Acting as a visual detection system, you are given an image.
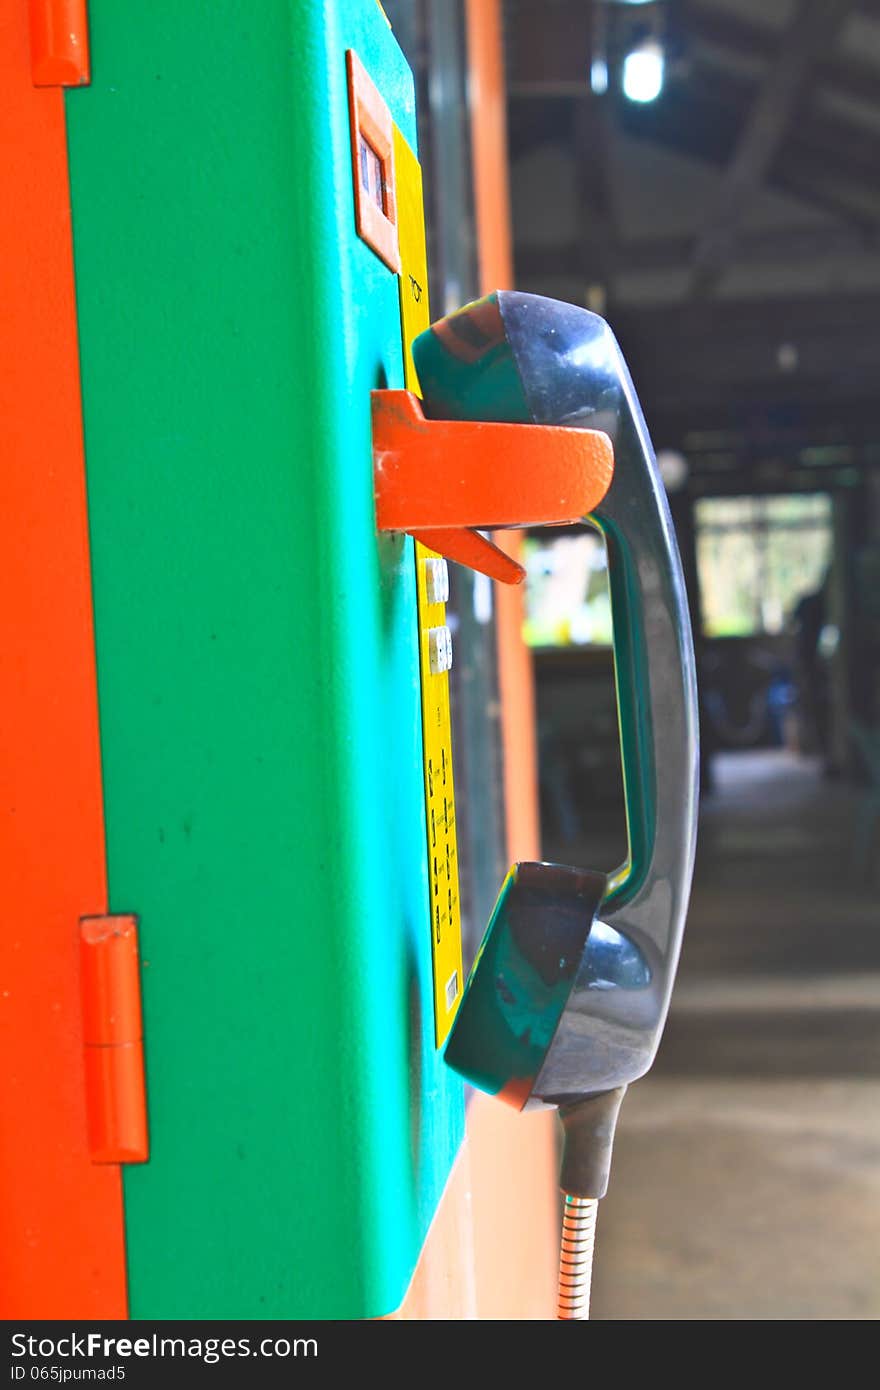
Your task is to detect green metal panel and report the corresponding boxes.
[65,0,464,1318]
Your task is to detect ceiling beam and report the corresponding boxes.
[618,286,880,341]
[616,62,880,231]
[515,222,880,279]
[609,289,880,412]
[509,70,880,238]
[679,0,880,112]
[690,0,858,297]
[507,0,880,110]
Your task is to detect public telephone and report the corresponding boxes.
[3,0,696,1323]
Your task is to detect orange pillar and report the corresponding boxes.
[466,0,543,868]
[464,0,557,1319]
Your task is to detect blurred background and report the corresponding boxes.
[385,0,880,1318]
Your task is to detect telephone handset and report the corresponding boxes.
[413,292,699,1317]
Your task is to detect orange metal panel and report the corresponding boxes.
[387,1149,477,1320]
[0,4,127,1316]
[390,1092,558,1319]
[468,1094,558,1320]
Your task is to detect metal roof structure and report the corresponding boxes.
[505,0,880,482]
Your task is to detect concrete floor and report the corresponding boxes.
[580,750,880,1320]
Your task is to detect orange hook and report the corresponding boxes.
[372,389,614,584]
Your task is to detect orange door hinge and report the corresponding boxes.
[79,915,148,1164]
[29,0,90,86]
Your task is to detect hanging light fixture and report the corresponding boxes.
[591,1,668,105]
[622,33,665,103]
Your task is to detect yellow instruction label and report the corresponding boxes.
[393,126,464,1047]
[394,131,431,395]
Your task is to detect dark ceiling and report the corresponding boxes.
[504,0,880,483]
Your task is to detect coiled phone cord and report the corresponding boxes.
[557,1195,598,1320]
